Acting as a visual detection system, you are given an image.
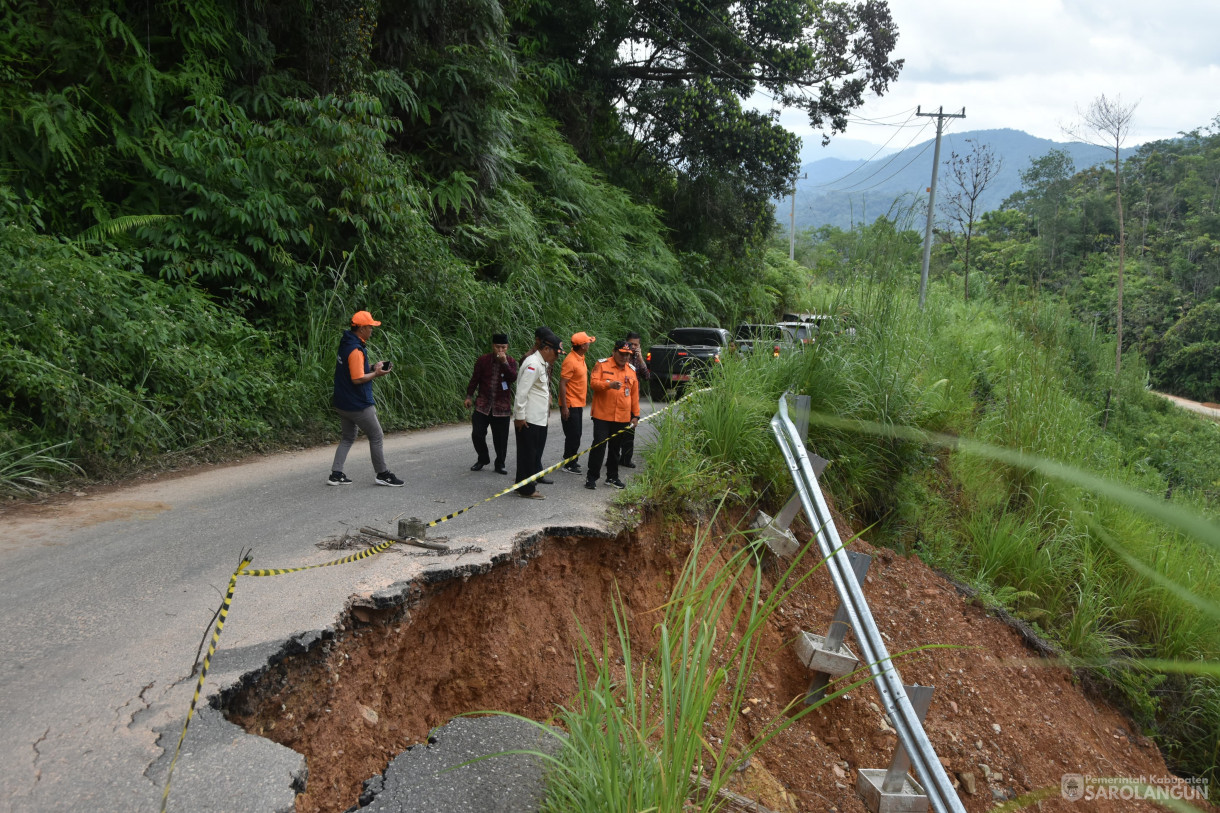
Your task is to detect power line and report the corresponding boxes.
[834,135,936,194]
[845,106,920,123]
[817,117,931,190]
[807,108,922,189]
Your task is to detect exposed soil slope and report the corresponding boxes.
[225,509,1205,813]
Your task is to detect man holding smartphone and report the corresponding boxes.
[328,310,404,487]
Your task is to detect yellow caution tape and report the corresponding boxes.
[161,387,706,808]
[160,553,250,813]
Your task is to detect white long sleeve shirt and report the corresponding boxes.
[513,350,551,425]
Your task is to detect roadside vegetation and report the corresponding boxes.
[1,0,891,493]
[532,509,861,813]
[613,218,1219,788]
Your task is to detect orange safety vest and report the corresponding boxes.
[590,357,639,423]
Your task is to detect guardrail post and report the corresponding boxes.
[796,550,871,703]
[750,395,826,557]
[750,495,802,557]
[772,393,965,813]
[857,684,935,813]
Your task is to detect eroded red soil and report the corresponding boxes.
[226,509,1208,813]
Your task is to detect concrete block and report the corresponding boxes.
[794,631,859,678]
[749,511,800,558]
[399,517,427,539]
[856,768,929,813]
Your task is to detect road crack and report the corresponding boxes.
[31,726,49,784]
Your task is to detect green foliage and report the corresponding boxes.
[0,441,81,496]
[0,221,308,472]
[520,0,902,260]
[957,116,1220,398]
[144,92,426,314]
[771,221,1220,780]
[1149,302,1220,401]
[533,512,835,811]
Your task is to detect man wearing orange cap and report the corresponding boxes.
[559,331,595,475]
[328,310,403,487]
[585,339,639,490]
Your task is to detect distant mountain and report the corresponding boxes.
[783,128,1135,233]
[798,136,897,163]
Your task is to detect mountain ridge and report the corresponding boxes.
[787,127,1137,232]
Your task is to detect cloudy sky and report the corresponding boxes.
[779,0,1220,160]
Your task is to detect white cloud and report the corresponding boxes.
[792,0,1220,152]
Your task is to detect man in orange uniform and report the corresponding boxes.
[585,339,639,490]
[559,331,595,475]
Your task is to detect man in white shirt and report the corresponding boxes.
[513,330,561,498]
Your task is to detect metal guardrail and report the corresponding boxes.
[770,394,967,813]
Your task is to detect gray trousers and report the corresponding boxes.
[331,405,387,474]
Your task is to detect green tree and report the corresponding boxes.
[519,0,903,252]
[1150,302,1220,401]
[1009,148,1074,289]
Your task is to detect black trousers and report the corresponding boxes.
[587,417,629,483]
[618,423,636,465]
[514,422,547,494]
[471,410,509,468]
[561,406,583,462]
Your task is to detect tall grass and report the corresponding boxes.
[641,220,1220,780]
[0,441,81,495]
[535,510,849,812]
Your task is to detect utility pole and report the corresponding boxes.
[788,172,807,261]
[916,106,965,309]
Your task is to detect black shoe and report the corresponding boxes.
[470,461,488,471]
[619,460,636,469]
[375,471,405,487]
[538,476,554,485]
[494,467,508,475]
[562,463,582,475]
[605,477,626,489]
[327,471,353,486]
[584,480,596,490]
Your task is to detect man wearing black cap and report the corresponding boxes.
[513,330,561,498]
[464,333,518,474]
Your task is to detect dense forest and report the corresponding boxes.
[0,0,900,480]
[948,123,1220,401]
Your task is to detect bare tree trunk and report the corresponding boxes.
[1115,144,1125,386]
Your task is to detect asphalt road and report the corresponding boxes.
[0,406,658,812]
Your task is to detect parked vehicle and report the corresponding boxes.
[780,312,854,340]
[645,327,730,399]
[777,321,816,346]
[733,323,791,357]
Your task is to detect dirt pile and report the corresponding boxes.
[224,513,1207,813]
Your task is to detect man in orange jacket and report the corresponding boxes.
[585,339,639,490]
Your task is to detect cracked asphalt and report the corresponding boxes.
[0,407,657,812]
